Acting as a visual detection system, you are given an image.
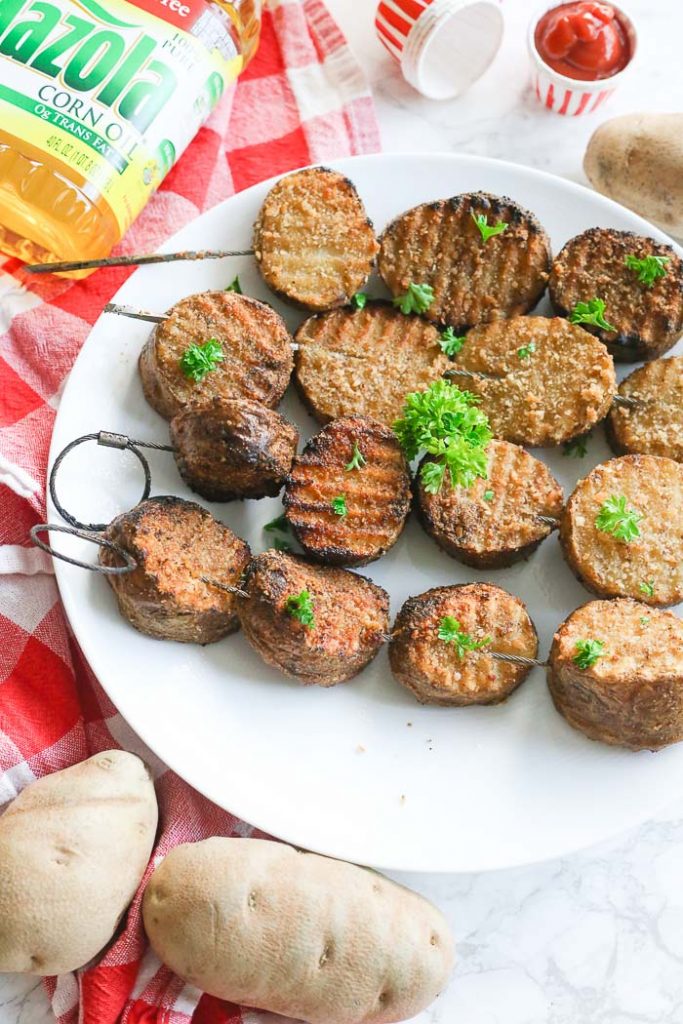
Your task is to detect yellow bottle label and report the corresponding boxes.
[0,0,242,235]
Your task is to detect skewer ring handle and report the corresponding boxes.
[50,432,152,531]
[30,523,137,575]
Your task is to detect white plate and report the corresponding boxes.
[49,153,683,873]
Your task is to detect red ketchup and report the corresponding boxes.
[535,2,631,81]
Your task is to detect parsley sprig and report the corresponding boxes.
[393,380,492,495]
[439,327,466,357]
[352,292,368,309]
[393,282,435,315]
[471,211,508,243]
[563,434,590,459]
[595,495,642,542]
[483,489,494,502]
[331,495,348,517]
[285,590,315,627]
[438,616,491,659]
[179,338,224,382]
[225,275,242,293]
[345,443,366,472]
[639,580,655,598]
[573,639,605,670]
[569,298,616,333]
[264,514,289,534]
[625,254,669,287]
[517,342,536,360]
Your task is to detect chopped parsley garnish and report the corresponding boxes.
[624,254,669,288]
[438,616,491,659]
[483,489,494,502]
[439,327,466,357]
[179,338,224,382]
[225,275,242,293]
[352,291,368,309]
[640,616,651,626]
[273,537,292,552]
[517,342,536,360]
[471,211,508,243]
[345,443,366,472]
[264,514,290,534]
[573,639,605,670]
[393,281,435,315]
[285,590,315,627]
[393,380,492,495]
[331,495,348,517]
[569,298,616,332]
[563,434,590,458]
[639,580,655,598]
[595,495,642,543]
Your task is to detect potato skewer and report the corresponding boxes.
[26,248,255,275]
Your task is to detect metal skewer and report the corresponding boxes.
[25,248,255,275]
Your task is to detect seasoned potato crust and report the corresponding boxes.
[253,167,379,310]
[453,316,615,447]
[139,291,293,420]
[548,599,683,750]
[378,191,551,331]
[100,496,251,644]
[560,455,683,607]
[389,583,538,706]
[283,416,411,567]
[170,397,299,502]
[415,440,563,568]
[549,228,683,361]
[607,356,683,462]
[237,550,389,686]
[294,302,450,426]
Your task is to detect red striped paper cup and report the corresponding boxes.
[376,0,504,100]
[528,3,637,116]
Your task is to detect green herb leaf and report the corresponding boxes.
[483,489,494,502]
[640,616,651,626]
[517,342,536,360]
[393,380,492,494]
[563,434,590,458]
[471,210,508,243]
[263,514,290,534]
[624,254,669,288]
[639,580,655,598]
[595,495,642,543]
[179,338,225,382]
[225,275,242,293]
[569,297,616,333]
[573,638,605,670]
[438,616,492,659]
[352,291,368,309]
[331,495,348,517]
[273,537,292,552]
[345,442,366,472]
[285,590,315,627]
[439,327,466,357]
[393,282,435,315]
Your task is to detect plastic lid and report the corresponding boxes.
[402,0,504,100]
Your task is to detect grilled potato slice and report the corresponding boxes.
[253,167,379,310]
[170,398,299,502]
[549,228,683,361]
[283,416,411,567]
[236,550,389,686]
[389,583,538,706]
[607,356,683,462]
[139,291,293,420]
[560,455,683,607]
[415,440,563,568]
[453,316,616,447]
[99,496,251,644]
[294,302,451,426]
[548,599,683,750]
[378,191,551,331]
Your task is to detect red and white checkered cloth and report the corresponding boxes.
[0,2,380,1021]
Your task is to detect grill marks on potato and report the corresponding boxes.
[607,356,683,462]
[139,291,294,420]
[170,398,299,502]
[389,583,538,706]
[548,599,683,750]
[378,192,551,331]
[416,440,563,568]
[283,417,411,566]
[454,316,616,446]
[294,303,451,426]
[549,228,683,361]
[560,455,683,607]
[100,496,251,643]
[253,167,379,311]
[236,550,389,686]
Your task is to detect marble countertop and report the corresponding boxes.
[4,1,683,1022]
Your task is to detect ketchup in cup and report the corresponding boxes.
[535,2,631,81]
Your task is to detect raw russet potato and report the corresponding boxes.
[584,113,683,237]
[143,838,455,1024]
[0,750,157,975]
